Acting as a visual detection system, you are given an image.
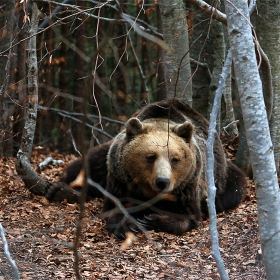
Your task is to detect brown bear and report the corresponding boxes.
[46,99,246,239]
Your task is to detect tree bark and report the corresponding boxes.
[158,0,192,103]
[224,1,280,278]
[221,72,238,136]
[187,1,211,116]
[208,7,225,122]
[155,4,167,100]
[16,2,48,195]
[15,2,28,156]
[258,1,280,174]
[57,12,69,151]
[0,0,15,156]
[73,1,86,152]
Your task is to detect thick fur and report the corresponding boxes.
[103,99,246,238]
[60,140,113,198]
[46,141,112,202]
[46,99,246,238]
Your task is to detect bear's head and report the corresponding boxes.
[122,117,196,197]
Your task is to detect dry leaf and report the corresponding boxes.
[120,232,137,251]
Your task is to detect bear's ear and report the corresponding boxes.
[172,121,194,143]
[126,117,144,140]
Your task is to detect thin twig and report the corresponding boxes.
[0,223,19,280]
[206,49,233,280]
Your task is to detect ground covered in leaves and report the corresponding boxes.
[0,146,266,279]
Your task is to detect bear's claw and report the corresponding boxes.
[137,216,155,230]
[129,226,139,233]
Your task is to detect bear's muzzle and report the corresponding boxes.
[155,177,170,191]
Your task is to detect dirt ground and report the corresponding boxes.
[0,147,266,279]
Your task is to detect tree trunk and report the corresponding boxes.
[16,2,48,195]
[187,2,211,116]
[207,9,225,122]
[158,0,192,103]
[73,0,86,152]
[258,1,280,174]
[57,13,69,151]
[14,2,28,156]
[0,0,15,156]
[221,72,238,136]
[234,81,252,175]
[155,4,167,100]
[224,1,280,278]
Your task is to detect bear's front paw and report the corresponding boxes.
[45,182,80,203]
[106,214,139,239]
[138,214,191,235]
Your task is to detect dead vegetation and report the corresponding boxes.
[0,148,265,279]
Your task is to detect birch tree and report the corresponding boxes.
[224,1,280,278]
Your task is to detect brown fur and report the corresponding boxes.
[103,99,246,238]
[47,99,246,238]
[59,140,113,198]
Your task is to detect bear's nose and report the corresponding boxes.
[155,178,170,191]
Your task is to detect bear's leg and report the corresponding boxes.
[45,182,80,203]
[60,158,83,185]
[57,140,112,201]
[105,212,140,239]
[103,187,201,238]
[103,197,140,239]
[137,212,200,235]
[85,140,113,197]
[215,161,246,212]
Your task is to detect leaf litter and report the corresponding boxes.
[0,146,265,279]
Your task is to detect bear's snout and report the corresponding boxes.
[155,178,170,191]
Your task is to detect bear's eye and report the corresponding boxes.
[171,157,180,165]
[147,154,157,163]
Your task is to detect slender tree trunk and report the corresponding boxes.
[206,50,232,280]
[0,0,15,156]
[187,2,210,116]
[57,13,69,151]
[224,1,280,279]
[15,2,28,156]
[73,0,86,151]
[221,72,238,136]
[258,1,280,174]
[39,23,53,147]
[208,9,225,120]
[16,2,48,195]
[158,0,192,104]
[156,4,167,100]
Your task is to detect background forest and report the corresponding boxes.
[1,0,280,279]
[0,0,255,158]
[1,0,279,176]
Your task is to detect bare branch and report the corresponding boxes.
[206,49,232,280]
[0,223,19,280]
[188,0,227,25]
[121,13,173,53]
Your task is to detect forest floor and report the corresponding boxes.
[0,140,266,280]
